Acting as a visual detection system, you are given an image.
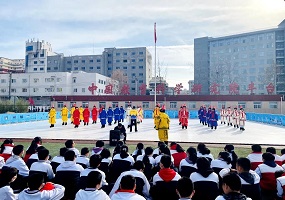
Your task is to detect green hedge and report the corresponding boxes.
[0,99,29,113]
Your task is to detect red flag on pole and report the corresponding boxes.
[154,22,157,43]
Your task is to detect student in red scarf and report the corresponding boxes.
[170,142,187,169]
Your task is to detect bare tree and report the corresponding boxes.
[109,70,128,95]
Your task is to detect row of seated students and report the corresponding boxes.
[0,137,285,200]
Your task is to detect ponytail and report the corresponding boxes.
[120,145,129,159]
[219,151,231,165]
[187,147,197,164]
[136,143,144,156]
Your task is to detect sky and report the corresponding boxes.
[0,0,284,88]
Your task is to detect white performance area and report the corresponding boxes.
[1,119,285,145]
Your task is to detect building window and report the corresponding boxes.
[142,102,149,109]
[116,67,120,69]
[73,88,77,93]
[131,59,135,63]
[131,80,135,83]
[33,68,37,71]
[108,67,112,70]
[139,52,143,55]
[34,78,39,83]
[203,102,211,108]
[1,79,6,83]
[54,67,58,70]
[139,59,143,62]
[139,73,143,76]
[125,101,131,108]
[132,52,136,55]
[116,53,120,56]
[170,102,177,109]
[97,59,101,62]
[34,61,37,64]
[139,80,143,83]
[0,89,6,93]
[253,102,262,109]
[116,60,120,63]
[57,88,62,92]
[33,88,39,92]
[269,102,277,109]
[72,77,76,83]
[57,102,64,108]
[67,68,71,70]
[89,67,94,70]
[22,88,27,92]
[238,102,246,109]
[112,102,118,108]
[82,102,88,107]
[89,60,93,63]
[132,66,136,69]
[99,102,106,109]
[139,66,143,69]
[22,79,27,83]
[189,102,196,109]
[11,79,16,83]
[123,52,127,56]
[82,60,85,63]
[108,61,112,64]
[97,66,100,69]
[40,61,44,64]
[108,54,112,57]
[218,102,226,109]
[74,60,78,63]
[11,89,16,93]
[123,66,127,69]
[40,68,44,71]
[67,61,71,64]
[74,67,78,70]
[81,67,86,70]
[132,73,136,76]
[82,88,85,92]
[123,59,127,63]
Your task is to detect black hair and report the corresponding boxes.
[219,152,231,165]
[36,146,46,152]
[187,147,197,164]
[170,142,177,147]
[222,172,242,191]
[65,140,74,148]
[176,144,185,153]
[113,141,124,156]
[157,141,164,147]
[86,171,102,188]
[120,145,129,159]
[200,147,211,155]
[81,147,89,155]
[0,167,18,187]
[266,147,276,154]
[64,150,76,161]
[89,154,102,168]
[96,140,104,148]
[136,143,144,156]
[26,137,42,155]
[160,144,171,156]
[251,144,262,153]
[120,175,136,190]
[28,173,44,190]
[133,161,145,171]
[197,157,210,171]
[281,148,285,155]
[59,147,68,157]
[197,143,206,152]
[262,152,275,161]
[177,177,194,198]
[142,147,153,166]
[160,155,171,168]
[236,157,251,171]
[275,170,285,179]
[38,149,49,160]
[12,145,24,156]
[0,139,13,154]
[224,144,238,168]
[100,148,111,159]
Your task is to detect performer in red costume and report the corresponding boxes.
[73,107,80,128]
[91,105,98,124]
[178,106,183,125]
[83,105,90,126]
[181,105,189,129]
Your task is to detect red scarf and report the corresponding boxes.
[115,189,135,193]
[158,168,176,182]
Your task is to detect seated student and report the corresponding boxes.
[170,142,187,169]
[224,144,238,169]
[109,161,150,199]
[30,149,55,181]
[281,148,285,165]
[18,173,65,200]
[110,175,145,200]
[26,146,47,169]
[179,147,197,177]
[76,147,90,168]
[65,140,80,156]
[219,157,261,200]
[255,152,283,199]
[132,143,145,161]
[114,123,127,144]
[190,157,219,200]
[137,147,155,166]
[276,170,285,200]
[176,177,195,200]
[75,171,110,200]
[196,143,214,161]
[151,155,181,200]
[211,151,232,174]
[0,167,18,200]
[247,144,263,170]
[153,141,165,158]
[91,140,105,155]
[154,144,174,167]
[136,147,155,181]
[99,148,112,178]
[80,154,108,188]
[0,139,14,161]
[112,141,124,157]
[23,137,42,163]
[266,147,282,166]
[51,147,68,173]
[215,172,252,200]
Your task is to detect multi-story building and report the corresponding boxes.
[194,19,285,95]
[25,41,152,95]
[0,57,24,73]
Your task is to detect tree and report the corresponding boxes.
[109,70,128,95]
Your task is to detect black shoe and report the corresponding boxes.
[237,125,239,128]
[84,123,86,126]
[211,126,213,129]
[95,121,97,124]
[62,122,64,125]
[182,126,184,129]
[65,122,67,125]
[234,125,236,128]
[185,126,187,129]
[135,130,138,132]
[92,121,94,124]
[231,123,233,126]
[224,122,226,124]
[87,123,88,126]
[215,126,217,129]
[228,123,229,126]
[179,122,181,125]
[71,122,73,124]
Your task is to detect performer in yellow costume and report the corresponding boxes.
[155,106,170,145]
[61,105,69,125]
[48,106,56,128]
[153,104,160,128]
[70,104,76,124]
[79,105,84,122]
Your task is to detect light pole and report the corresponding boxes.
[281,96,284,115]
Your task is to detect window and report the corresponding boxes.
[116,67,120,69]
[253,102,262,109]
[112,102,119,108]
[90,60,93,63]
[57,78,62,82]
[131,59,135,63]
[67,67,71,70]
[170,102,177,109]
[40,53,44,57]
[67,61,71,64]
[74,60,78,63]
[132,66,136,69]
[99,102,106,109]
[1,79,6,83]
[218,101,226,109]
[123,59,127,63]
[40,67,44,71]
[97,59,101,62]
[108,54,112,57]
[73,88,77,93]
[132,52,136,55]
[269,102,277,109]
[11,89,16,93]
[82,88,85,92]
[74,67,78,70]
[34,54,38,58]
[203,102,211,108]
[57,102,64,108]
[54,67,58,70]
[139,66,143,69]
[139,52,143,55]
[72,77,76,83]
[139,59,143,62]
[82,102,88,107]
[22,79,27,83]
[108,67,112,70]
[70,102,76,108]
[132,73,136,76]
[81,67,86,70]
[142,102,149,109]
[34,61,37,64]
[45,87,54,92]
[123,52,127,56]
[33,88,39,92]
[189,102,196,109]
[139,80,143,83]
[40,61,44,64]
[33,68,37,71]
[116,53,120,56]
[1,89,6,93]
[238,102,246,109]
[108,61,112,64]
[22,88,27,92]
[82,60,85,63]
[123,66,127,69]
[34,78,39,83]
[57,88,62,92]
[11,79,16,83]
[131,80,135,83]
[97,66,100,69]
[116,60,120,63]
[139,73,143,76]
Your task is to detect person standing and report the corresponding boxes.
[226,106,232,126]
[155,106,170,145]
[70,104,76,124]
[137,105,144,123]
[48,106,56,128]
[83,105,90,126]
[232,107,240,128]
[210,108,218,130]
[119,106,125,122]
[73,107,80,128]
[91,105,98,124]
[79,106,84,122]
[178,106,183,125]
[206,107,212,128]
[113,105,120,124]
[99,107,107,128]
[129,106,138,132]
[61,105,69,126]
[198,106,203,124]
[181,105,189,129]
[107,107,114,126]
[201,106,207,126]
[153,104,160,129]
[220,105,226,125]
[126,104,132,128]
[239,107,246,131]
[114,123,127,144]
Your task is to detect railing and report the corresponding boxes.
[0,111,284,126]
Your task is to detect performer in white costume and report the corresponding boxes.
[239,107,246,131]
[232,107,240,128]
[126,104,132,128]
[220,106,226,125]
[226,106,232,126]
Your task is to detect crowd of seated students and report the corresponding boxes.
[0,138,285,200]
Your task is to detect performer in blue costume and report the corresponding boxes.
[206,107,212,127]
[210,108,218,129]
[99,107,107,128]
[198,106,203,124]
[113,105,120,124]
[201,106,207,126]
[119,106,125,122]
[107,107,114,125]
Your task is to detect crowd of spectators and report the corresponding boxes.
[0,138,284,200]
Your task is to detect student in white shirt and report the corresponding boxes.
[0,167,18,200]
[76,147,90,168]
[65,140,80,156]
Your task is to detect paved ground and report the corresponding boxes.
[1,118,285,145]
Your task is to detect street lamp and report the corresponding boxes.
[281,96,284,115]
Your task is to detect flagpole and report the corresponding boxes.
[154,22,157,107]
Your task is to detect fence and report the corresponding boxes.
[0,110,284,126]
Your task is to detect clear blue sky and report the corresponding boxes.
[0,0,284,87]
